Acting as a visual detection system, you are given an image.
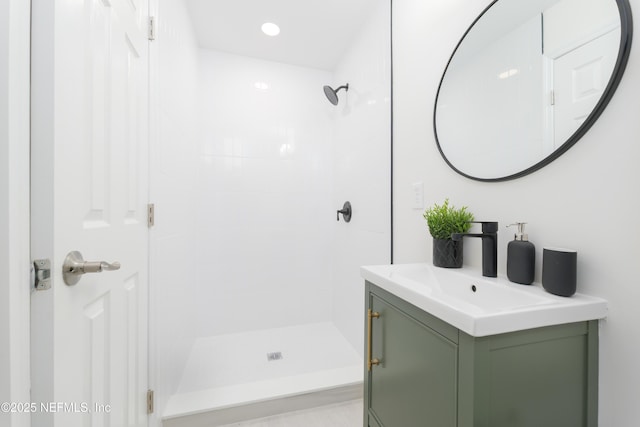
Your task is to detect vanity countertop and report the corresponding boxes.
[361,263,607,337]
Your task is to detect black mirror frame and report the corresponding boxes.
[433,0,633,182]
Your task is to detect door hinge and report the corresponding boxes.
[147,203,155,228]
[147,389,154,414]
[550,90,555,106]
[148,16,156,41]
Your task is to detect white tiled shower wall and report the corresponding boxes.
[195,51,335,336]
[152,0,391,419]
[194,0,391,349]
[331,0,391,357]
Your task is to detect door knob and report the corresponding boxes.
[62,250,121,286]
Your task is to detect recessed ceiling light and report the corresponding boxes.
[261,22,280,37]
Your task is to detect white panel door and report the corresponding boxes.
[553,29,619,145]
[31,0,149,426]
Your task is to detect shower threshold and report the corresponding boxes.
[162,322,363,427]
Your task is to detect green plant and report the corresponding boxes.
[423,199,474,240]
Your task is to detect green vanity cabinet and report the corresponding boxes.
[364,281,599,427]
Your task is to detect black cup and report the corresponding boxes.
[542,248,577,297]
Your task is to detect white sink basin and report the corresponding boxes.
[361,263,607,337]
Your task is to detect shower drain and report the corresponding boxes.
[266,351,283,361]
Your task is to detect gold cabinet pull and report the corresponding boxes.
[367,309,380,371]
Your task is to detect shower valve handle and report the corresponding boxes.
[337,201,352,223]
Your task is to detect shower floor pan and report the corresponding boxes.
[163,322,363,427]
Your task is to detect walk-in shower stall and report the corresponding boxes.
[150,1,391,425]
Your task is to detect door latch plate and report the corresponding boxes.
[33,259,52,291]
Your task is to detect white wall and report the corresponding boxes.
[196,50,335,336]
[393,0,640,424]
[149,0,201,420]
[0,0,31,426]
[331,0,391,356]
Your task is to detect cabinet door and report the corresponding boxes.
[368,294,457,427]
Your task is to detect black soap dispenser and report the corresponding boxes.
[506,222,535,285]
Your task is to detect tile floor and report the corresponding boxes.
[216,400,363,427]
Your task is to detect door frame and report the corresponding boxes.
[0,0,31,426]
[147,1,159,425]
[2,1,157,426]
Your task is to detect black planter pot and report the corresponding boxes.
[432,238,463,268]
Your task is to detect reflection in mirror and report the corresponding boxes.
[434,0,632,181]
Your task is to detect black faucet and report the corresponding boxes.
[451,221,498,277]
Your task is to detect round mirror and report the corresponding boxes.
[434,0,632,181]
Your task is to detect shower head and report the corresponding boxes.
[323,83,349,105]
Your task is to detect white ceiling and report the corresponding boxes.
[184,0,372,71]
